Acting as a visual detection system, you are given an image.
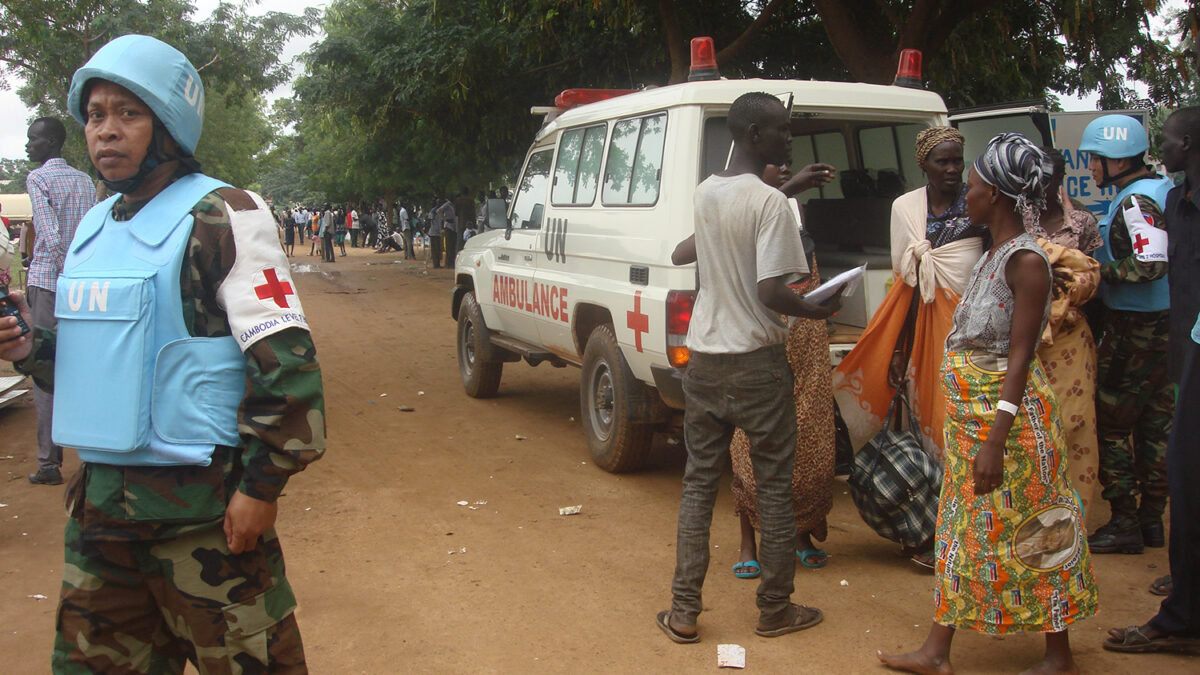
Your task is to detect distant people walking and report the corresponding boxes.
[438,196,457,268]
[429,198,444,268]
[398,203,414,259]
[24,116,97,486]
[283,208,296,256]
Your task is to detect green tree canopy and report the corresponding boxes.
[0,0,314,185]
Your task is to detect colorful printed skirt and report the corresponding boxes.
[934,350,1098,634]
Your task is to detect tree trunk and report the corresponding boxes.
[811,0,1001,84]
[661,0,791,84]
[659,0,688,84]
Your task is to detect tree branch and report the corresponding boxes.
[715,0,790,64]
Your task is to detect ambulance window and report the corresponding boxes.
[701,116,731,179]
[551,123,606,206]
[811,132,848,199]
[604,112,667,206]
[511,149,553,230]
[858,123,923,196]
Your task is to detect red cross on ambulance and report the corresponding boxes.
[626,290,650,352]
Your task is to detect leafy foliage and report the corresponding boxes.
[0,0,314,185]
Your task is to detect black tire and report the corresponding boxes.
[457,292,503,398]
[580,324,654,473]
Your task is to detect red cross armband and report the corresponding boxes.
[216,191,310,351]
[1123,198,1168,264]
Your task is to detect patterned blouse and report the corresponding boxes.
[927,184,989,249]
[1023,208,1102,253]
[945,233,1052,355]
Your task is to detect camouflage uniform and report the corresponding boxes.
[17,186,325,674]
[1094,192,1172,525]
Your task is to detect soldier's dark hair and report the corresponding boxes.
[31,117,67,149]
[727,92,784,140]
[1168,105,1200,140]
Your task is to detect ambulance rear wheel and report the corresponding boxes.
[458,292,503,398]
[581,324,653,473]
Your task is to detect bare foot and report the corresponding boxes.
[1019,656,1078,675]
[877,649,953,675]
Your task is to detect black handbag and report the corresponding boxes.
[847,387,942,550]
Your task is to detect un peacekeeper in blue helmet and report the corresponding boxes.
[1078,113,1176,558]
[0,34,325,672]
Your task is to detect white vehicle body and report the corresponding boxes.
[453,77,951,471]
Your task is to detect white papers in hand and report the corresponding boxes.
[803,263,867,305]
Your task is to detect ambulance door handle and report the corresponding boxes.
[524,254,534,261]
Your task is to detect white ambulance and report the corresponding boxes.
[452,49,953,472]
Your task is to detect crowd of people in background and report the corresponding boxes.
[271,189,503,270]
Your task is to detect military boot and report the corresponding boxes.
[1088,507,1144,554]
[1139,502,1167,548]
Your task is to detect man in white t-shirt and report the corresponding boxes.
[657,92,842,645]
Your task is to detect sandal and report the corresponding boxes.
[1149,575,1172,596]
[797,548,828,569]
[656,610,700,644]
[755,603,823,637]
[1103,625,1200,654]
[732,560,761,579]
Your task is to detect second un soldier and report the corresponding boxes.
[1081,114,1175,555]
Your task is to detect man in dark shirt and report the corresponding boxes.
[1105,105,1200,655]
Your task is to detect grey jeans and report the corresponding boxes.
[671,344,797,626]
[27,285,62,470]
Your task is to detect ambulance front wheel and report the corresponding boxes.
[580,324,653,473]
[458,292,503,398]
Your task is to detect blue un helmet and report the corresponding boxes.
[66,35,204,193]
[1079,114,1149,188]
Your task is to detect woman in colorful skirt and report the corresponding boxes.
[729,161,838,576]
[880,134,1097,675]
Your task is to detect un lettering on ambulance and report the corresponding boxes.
[492,273,569,323]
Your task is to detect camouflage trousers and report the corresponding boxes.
[52,519,306,674]
[1095,308,1173,521]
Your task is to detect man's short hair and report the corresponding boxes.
[727,92,784,140]
[1168,105,1200,141]
[31,117,67,148]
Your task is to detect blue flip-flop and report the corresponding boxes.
[797,548,828,569]
[733,560,761,578]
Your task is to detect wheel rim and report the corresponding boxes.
[461,316,477,372]
[588,359,615,442]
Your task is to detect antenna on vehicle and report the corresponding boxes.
[688,37,720,81]
[893,49,923,89]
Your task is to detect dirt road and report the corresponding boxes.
[0,245,1192,673]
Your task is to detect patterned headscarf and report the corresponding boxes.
[915,126,965,170]
[973,132,1054,220]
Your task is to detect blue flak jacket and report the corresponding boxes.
[53,174,244,466]
[1093,175,1174,312]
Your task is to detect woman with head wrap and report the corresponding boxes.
[880,134,1098,675]
[1024,148,1104,521]
[833,127,986,566]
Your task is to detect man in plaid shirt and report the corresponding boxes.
[25,117,96,485]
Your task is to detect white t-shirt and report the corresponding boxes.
[687,173,809,354]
